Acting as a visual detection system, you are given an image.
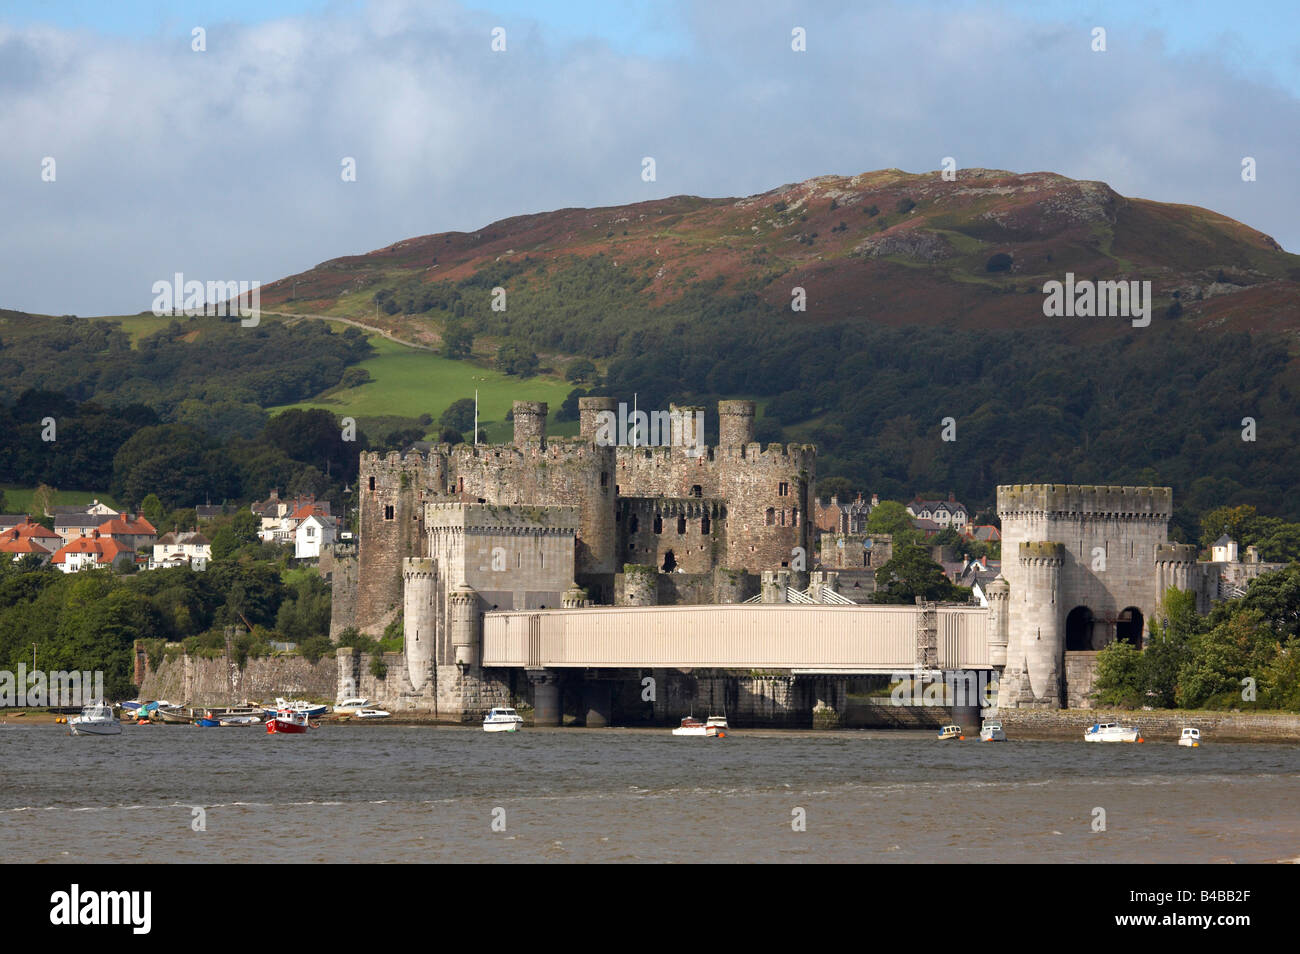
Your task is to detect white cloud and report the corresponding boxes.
[1,0,1296,315]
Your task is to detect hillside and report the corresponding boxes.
[4,169,1300,535]
[261,168,1300,341]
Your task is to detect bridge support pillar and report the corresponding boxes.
[582,683,612,728]
[951,705,982,736]
[528,670,562,727]
[811,676,846,729]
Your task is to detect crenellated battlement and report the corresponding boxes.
[1154,543,1198,563]
[998,484,1172,519]
[1019,541,1065,563]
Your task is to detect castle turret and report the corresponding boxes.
[579,396,618,443]
[1004,541,1064,707]
[718,400,756,447]
[986,574,1010,668]
[448,583,479,668]
[512,401,547,449]
[403,557,437,691]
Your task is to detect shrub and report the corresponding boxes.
[985,252,1014,273]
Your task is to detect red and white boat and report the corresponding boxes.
[266,708,314,734]
[671,715,728,738]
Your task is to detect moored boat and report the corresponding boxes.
[264,698,328,720]
[266,708,313,734]
[333,697,370,715]
[68,703,122,736]
[671,715,723,737]
[1084,722,1142,743]
[979,720,1006,742]
[482,707,523,732]
[937,724,964,740]
[354,707,391,719]
[1178,727,1202,747]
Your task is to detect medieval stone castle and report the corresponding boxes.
[324,397,1260,721]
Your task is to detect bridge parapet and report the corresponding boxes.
[482,603,989,672]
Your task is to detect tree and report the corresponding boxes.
[870,544,968,604]
[496,343,539,377]
[566,358,598,385]
[1091,640,1146,708]
[441,322,474,360]
[140,493,167,530]
[439,398,477,433]
[865,500,917,546]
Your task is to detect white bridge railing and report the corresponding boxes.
[482,603,990,672]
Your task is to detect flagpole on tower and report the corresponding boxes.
[474,390,479,447]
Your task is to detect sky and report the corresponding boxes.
[2,0,1298,316]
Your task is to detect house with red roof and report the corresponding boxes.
[95,513,157,557]
[51,530,136,573]
[0,524,55,563]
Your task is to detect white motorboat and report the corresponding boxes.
[354,708,391,719]
[483,708,523,732]
[671,715,726,737]
[1178,727,1202,747]
[937,724,964,740]
[979,720,1006,742]
[68,703,122,736]
[1084,722,1142,743]
[333,697,370,715]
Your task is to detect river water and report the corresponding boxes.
[3,725,1298,863]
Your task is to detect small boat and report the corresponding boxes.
[979,720,1006,742]
[68,703,122,736]
[265,698,328,719]
[194,712,223,727]
[266,709,312,734]
[154,705,192,724]
[937,724,964,740]
[1084,722,1142,743]
[354,708,391,719]
[482,707,524,732]
[218,715,262,726]
[1178,727,1202,747]
[333,697,370,715]
[671,715,725,737]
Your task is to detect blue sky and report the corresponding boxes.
[2,0,1298,314]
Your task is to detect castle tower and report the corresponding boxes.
[357,450,446,635]
[718,399,756,447]
[402,557,438,692]
[986,574,1010,668]
[512,401,547,449]
[997,484,1173,709]
[669,403,706,453]
[579,396,619,443]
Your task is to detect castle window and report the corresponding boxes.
[458,477,464,493]
[792,507,799,526]
[677,516,687,534]
[692,485,702,498]
[765,508,775,526]
[601,472,609,488]
[384,505,394,520]
[368,476,375,491]
[779,482,789,497]
[629,515,639,533]
[653,516,663,535]
[779,510,786,527]
[701,515,711,534]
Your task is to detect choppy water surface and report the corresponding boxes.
[3,725,1298,863]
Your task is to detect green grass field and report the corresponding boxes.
[1,486,120,514]
[271,336,576,443]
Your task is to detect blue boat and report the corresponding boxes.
[194,717,222,727]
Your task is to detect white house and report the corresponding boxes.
[1210,534,1239,563]
[150,530,212,570]
[294,514,336,559]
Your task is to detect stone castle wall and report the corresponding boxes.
[138,652,337,706]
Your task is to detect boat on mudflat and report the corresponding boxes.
[979,721,1007,742]
[671,715,728,737]
[1178,727,1202,747]
[937,724,964,741]
[1084,722,1142,743]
